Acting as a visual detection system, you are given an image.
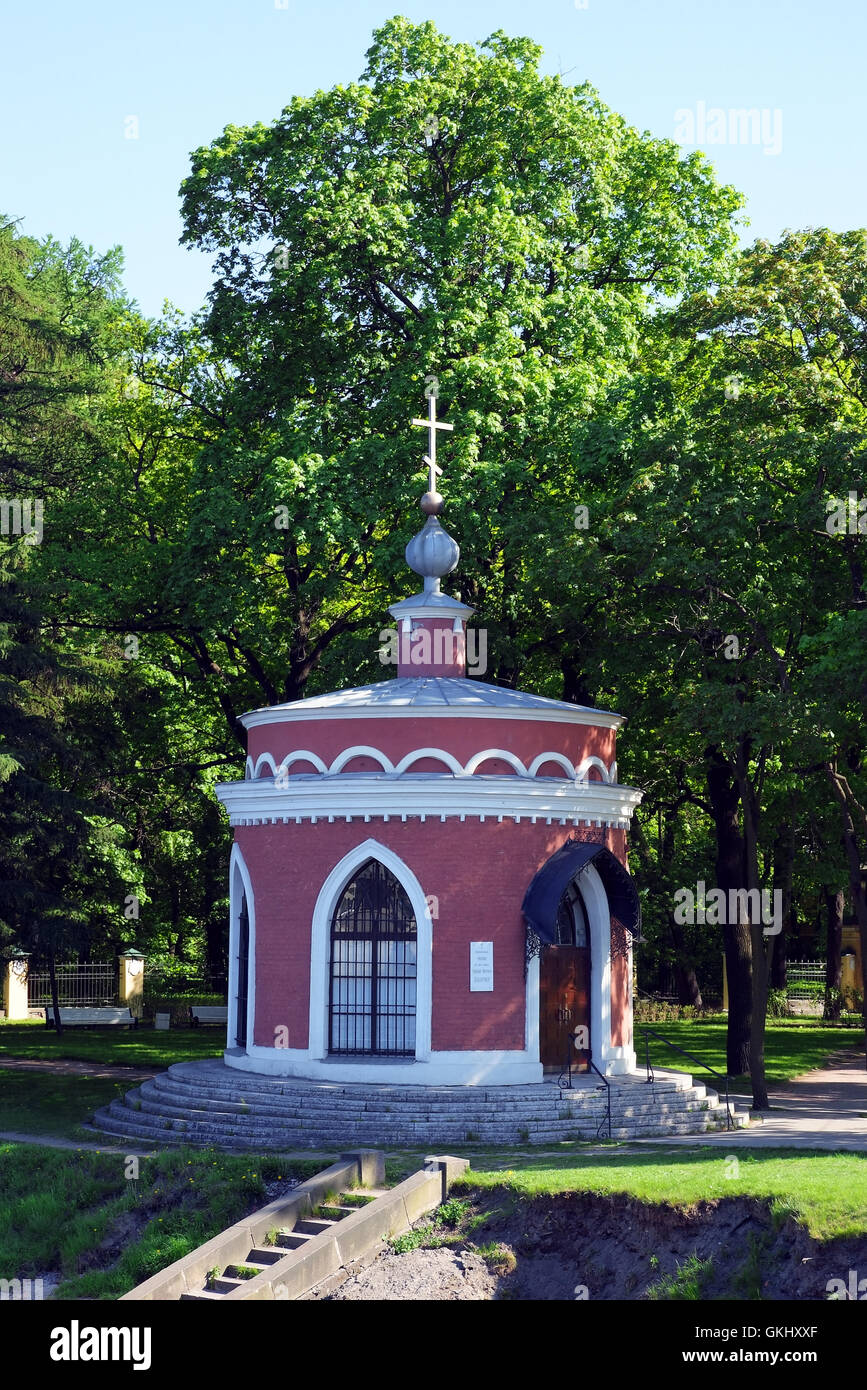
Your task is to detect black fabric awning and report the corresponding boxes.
[522,840,642,945]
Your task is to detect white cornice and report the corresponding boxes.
[242,704,623,731]
[214,773,642,828]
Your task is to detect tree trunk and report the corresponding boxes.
[770,823,794,991]
[706,749,751,1075]
[737,744,770,1111]
[824,888,844,1022]
[47,949,62,1034]
[825,762,867,1069]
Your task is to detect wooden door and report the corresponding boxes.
[539,945,590,1070]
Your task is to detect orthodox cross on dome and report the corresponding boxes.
[412,389,453,499]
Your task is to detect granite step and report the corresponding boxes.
[135,1080,719,1124]
[118,1092,726,1133]
[163,1061,701,1100]
[93,1098,745,1147]
[90,1059,749,1147]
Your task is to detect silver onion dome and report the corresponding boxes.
[405,514,460,590]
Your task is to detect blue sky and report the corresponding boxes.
[3,0,862,317]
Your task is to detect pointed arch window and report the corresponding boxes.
[555,881,589,947]
[235,892,250,1048]
[328,859,417,1055]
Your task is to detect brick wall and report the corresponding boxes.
[236,819,627,1054]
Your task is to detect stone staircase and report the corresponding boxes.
[181,1185,388,1300]
[92,1059,749,1148]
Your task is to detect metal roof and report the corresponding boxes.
[240,677,623,728]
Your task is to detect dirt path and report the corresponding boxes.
[649,1050,867,1152]
[0,1130,156,1155]
[0,1057,158,1079]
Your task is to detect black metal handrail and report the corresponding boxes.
[558,1035,613,1140]
[641,1026,733,1131]
[587,1058,612,1139]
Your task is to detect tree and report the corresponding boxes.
[163,16,742,734]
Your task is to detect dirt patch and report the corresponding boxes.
[316,1246,498,1301]
[309,1188,867,1301]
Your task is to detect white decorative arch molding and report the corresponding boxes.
[223,835,545,1085]
[245,745,617,783]
[394,746,465,776]
[273,749,329,777]
[576,755,612,784]
[226,843,256,1055]
[463,747,529,777]
[327,745,395,775]
[307,839,433,1062]
[528,751,576,779]
[252,752,278,780]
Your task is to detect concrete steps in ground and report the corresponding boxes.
[91,1058,749,1147]
[179,1187,387,1300]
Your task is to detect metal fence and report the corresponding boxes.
[786,960,826,999]
[27,963,117,1007]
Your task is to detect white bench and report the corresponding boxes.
[189,1005,229,1027]
[45,1007,138,1029]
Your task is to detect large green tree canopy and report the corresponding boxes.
[168,16,742,710]
[3,20,864,1077]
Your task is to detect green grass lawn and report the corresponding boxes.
[638,1015,864,1085]
[459,1148,867,1240]
[3,1015,861,1081]
[0,1143,323,1299]
[0,1069,132,1139]
[0,1020,224,1067]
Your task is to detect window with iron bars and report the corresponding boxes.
[328,859,417,1056]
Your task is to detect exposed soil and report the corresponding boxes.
[310,1247,498,1301]
[313,1188,867,1301]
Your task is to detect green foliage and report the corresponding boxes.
[0,1143,320,1298]
[647,1253,713,1300]
[766,989,790,1018]
[436,1197,470,1228]
[475,1241,517,1275]
[388,1228,427,1254]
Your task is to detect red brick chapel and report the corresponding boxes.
[215,394,643,1086]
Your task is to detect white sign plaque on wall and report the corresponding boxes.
[469,941,494,992]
